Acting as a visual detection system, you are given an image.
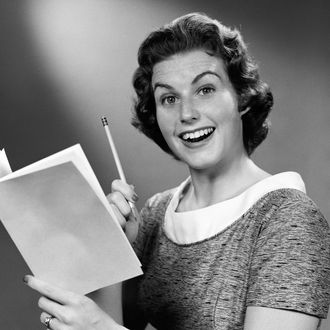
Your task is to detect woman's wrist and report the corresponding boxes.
[105,320,129,330]
[101,308,129,330]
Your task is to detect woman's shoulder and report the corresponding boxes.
[145,188,175,209]
[248,189,330,320]
[257,188,329,235]
[138,187,177,227]
[263,188,324,215]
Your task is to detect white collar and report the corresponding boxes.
[164,172,306,244]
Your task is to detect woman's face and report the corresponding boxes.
[152,50,246,172]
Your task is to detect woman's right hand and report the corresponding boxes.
[107,179,140,244]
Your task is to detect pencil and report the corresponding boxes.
[101,116,127,183]
[101,116,139,219]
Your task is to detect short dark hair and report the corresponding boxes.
[132,12,273,156]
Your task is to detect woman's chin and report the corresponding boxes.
[181,156,221,172]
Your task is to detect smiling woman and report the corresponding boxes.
[25,12,330,330]
[125,13,330,329]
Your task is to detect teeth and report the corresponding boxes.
[182,128,214,141]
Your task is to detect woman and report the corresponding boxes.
[25,13,330,330]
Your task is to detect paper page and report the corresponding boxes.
[0,149,12,178]
[1,145,99,194]
[0,145,126,234]
[0,161,142,294]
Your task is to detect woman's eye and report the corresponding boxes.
[161,95,177,105]
[198,87,215,95]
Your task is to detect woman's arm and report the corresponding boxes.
[244,306,321,330]
[24,275,127,330]
[88,279,148,330]
[87,282,124,325]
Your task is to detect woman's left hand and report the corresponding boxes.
[23,275,125,330]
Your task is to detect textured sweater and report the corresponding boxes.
[132,188,330,330]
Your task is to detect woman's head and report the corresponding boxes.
[132,12,273,157]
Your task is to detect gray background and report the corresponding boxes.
[0,0,329,329]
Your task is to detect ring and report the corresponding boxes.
[44,315,54,329]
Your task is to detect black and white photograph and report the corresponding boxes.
[0,0,329,329]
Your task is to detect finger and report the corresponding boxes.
[109,203,127,227]
[125,213,140,243]
[107,191,132,218]
[38,296,66,320]
[23,275,76,305]
[130,204,141,223]
[46,317,61,330]
[40,311,52,324]
[41,313,61,330]
[111,179,139,203]
[40,312,59,330]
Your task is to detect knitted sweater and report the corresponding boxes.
[132,189,330,330]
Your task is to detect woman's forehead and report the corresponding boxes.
[152,50,227,87]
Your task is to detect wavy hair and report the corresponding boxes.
[132,13,273,156]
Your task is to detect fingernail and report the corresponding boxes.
[23,275,29,284]
[132,193,139,202]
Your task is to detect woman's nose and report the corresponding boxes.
[179,100,200,123]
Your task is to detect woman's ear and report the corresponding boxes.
[240,107,250,117]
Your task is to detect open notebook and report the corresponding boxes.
[0,145,142,294]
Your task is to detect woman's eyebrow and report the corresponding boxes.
[153,70,221,92]
[192,71,222,84]
[153,82,174,92]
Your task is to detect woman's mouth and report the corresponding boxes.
[179,127,215,143]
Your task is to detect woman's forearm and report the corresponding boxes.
[87,282,124,325]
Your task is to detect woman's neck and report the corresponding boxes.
[179,156,270,211]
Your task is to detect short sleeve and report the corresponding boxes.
[247,195,330,318]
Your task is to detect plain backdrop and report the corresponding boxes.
[0,0,329,329]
